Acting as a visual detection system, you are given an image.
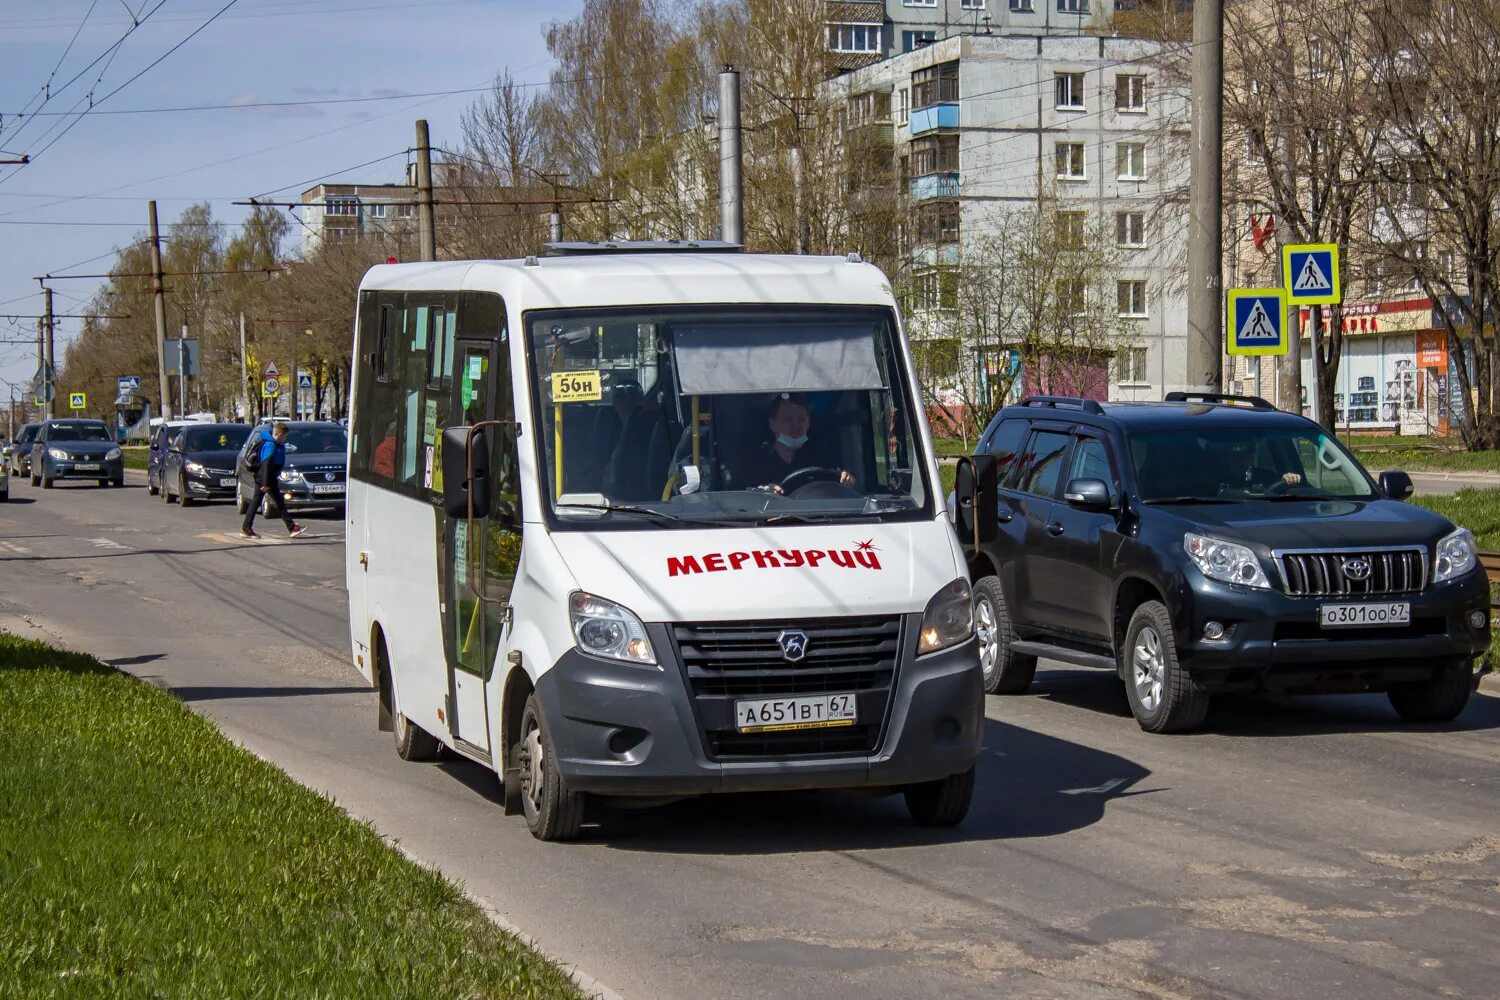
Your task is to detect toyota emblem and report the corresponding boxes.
[1342,557,1372,581]
[777,630,809,662]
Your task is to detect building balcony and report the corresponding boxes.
[910,172,960,201]
[910,244,961,268]
[909,103,959,137]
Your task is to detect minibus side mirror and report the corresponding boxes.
[442,425,491,518]
[1379,469,1414,501]
[953,454,999,548]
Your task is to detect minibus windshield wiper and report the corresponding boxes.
[554,501,739,527]
[762,511,883,525]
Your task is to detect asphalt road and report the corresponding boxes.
[4,473,1499,1000]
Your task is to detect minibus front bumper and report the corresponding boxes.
[535,617,984,797]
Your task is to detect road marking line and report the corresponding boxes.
[87,537,129,550]
[0,540,31,554]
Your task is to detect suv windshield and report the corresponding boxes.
[1129,426,1377,501]
[183,426,251,452]
[286,427,347,454]
[47,423,111,443]
[527,306,930,527]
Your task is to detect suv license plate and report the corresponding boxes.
[311,483,344,494]
[1319,602,1411,628]
[736,693,857,733]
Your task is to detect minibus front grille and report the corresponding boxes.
[672,615,901,760]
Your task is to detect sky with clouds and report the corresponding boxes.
[0,0,582,404]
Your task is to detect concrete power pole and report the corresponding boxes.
[1185,0,1224,395]
[148,200,172,419]
[415,119,437,262]
[43,286,55,418]
[719,67,743,246]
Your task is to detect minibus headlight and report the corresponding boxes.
[919,578,974,655]
[569,591,656,666]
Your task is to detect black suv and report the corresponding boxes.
[952,393,1489,733]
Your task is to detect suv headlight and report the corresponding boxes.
[1434,527,1477,583]
[919,578,974,654]
[1184,533,1271,589]
[569,592,656,666]
[48,447,67,460]
[185,460,205,474]
[105,447,122,460]
[278,469,303,483]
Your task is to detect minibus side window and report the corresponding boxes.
[353,293,403,486]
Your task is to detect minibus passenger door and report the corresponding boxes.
[443,337,520,757]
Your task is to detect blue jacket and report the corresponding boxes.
[253,433,287,487]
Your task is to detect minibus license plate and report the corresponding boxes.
[735,694,857,733]
[1319,602,1410,628]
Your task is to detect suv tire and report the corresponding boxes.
[517,693,585,841]
[177,474,194,507]
[1122,601,1209,733]
[972,576,1037,695]
[904,765,975,826]
[147,473,159,496]
[1387,659,1472,723]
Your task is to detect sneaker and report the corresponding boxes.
[289,523,309,538]
[240,527,259,539]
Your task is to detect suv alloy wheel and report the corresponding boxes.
[972,576,1037,695]
[1122,601,1210,733]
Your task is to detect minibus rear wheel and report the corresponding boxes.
[904,765,974,827]
[517,694,584,841]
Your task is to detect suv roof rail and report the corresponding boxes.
[1163,391,1276,411]
[543,240,743,256]
[1019,395,1106,415]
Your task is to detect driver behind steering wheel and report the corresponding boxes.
[735,392,854,493]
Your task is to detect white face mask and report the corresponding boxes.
[776,433,808,450]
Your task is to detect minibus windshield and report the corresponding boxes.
[527,306,931,528]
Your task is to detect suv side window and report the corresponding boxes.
[1014,429,1072,498]
[984,418,1028,485]
[1068,435,1115,495]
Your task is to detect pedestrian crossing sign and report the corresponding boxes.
[1227,288,1288,356]
[1282,243,1341,305]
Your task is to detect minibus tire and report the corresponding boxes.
[518,694,584,841]
[393,707,440,761]
[904,765,974,827]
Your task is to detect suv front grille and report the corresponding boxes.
[1277,548,1427,597]
[673,615,901,759]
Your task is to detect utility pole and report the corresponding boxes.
[239,312,250,421]
[43,286,55,419]
[550,203,563,243]
[148,200,172,419]
[1185,0,1223,394]
[719,66,743,246]
[789,143,808,254]
[178,323,188,418]
[415,119,437,261]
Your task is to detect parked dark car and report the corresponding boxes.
[235,421,347,515]
[30,418,124,489]
[145,420,194,496]
[161,423,253,507]
[951,393,1489,733]
[7,423,38,478]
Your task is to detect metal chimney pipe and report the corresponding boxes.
[718,66,743,246]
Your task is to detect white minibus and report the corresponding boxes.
[346,244,983,840]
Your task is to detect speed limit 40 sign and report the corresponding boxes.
[262,376,281,398]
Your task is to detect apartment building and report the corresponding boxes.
[298,161,467,256]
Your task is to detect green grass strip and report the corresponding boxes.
[0,634,585,1000]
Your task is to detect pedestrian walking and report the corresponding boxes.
[242,421,307,539]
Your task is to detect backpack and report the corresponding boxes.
[244,429,271,472]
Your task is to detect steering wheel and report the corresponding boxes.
[779,466,842,495]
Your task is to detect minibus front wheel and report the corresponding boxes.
[517,694,584,842]
[904,765,975,827]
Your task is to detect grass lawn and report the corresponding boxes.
[1412,487,1500,550]
[121,445,148,471]
[0,634,584,1000]
[1348,438,1500,474]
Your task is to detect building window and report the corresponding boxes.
[1116,210,1145,247]
[325,197,359,217]
[1308,38,1327,78]
[1011,0,1034,8]
[369,203,387,219]
[1438,249,1457,278]
[897,87,910,124]
[1056,210,1086,249]
[912,134,959,174]
[396,203,416,218]
[1058,0,1088,11]
[902,30,938,53]
[1054,72,1086,111]
[912,269,959,312]
[1056,141,1086,180]
[915,200,961,244]
[1115,347,1148,384]
[1058,279,1086,316]
[961,0,986,8]
[1115,74,1146,112]
[912,62,959,106]
[1117,280,1148,317]
[828,23,882,53]
[1116,142,1146,180]
[903,0,938,6]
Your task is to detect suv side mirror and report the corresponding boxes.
[1379,469,1414,501]
[953,454,999,547]
[1064,477,1114,511]
[441,425,491,519]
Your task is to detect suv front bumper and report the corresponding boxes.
[534,619,984,797]
[1174,569,1489,692]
